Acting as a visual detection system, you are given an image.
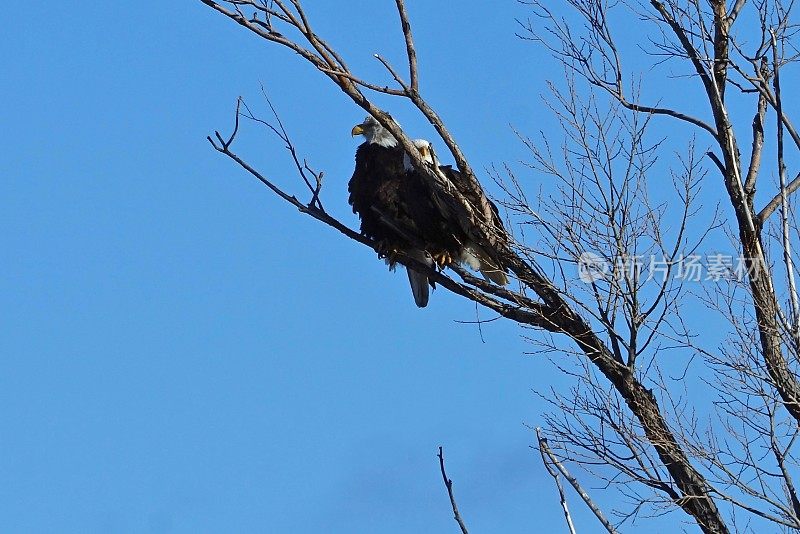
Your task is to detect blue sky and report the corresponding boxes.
[0,1,760,533]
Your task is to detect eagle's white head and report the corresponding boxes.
[351,115,398,148]
[403,139,437,172]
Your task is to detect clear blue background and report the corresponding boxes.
[1,1,745,532]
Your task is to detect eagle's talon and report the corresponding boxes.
[375,239,392,259]
[431,252,452,268]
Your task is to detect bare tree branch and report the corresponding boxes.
[538,427,617,534]
[394,0,419,93]
[438,447,469,534]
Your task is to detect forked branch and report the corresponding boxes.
[537,428,618,534]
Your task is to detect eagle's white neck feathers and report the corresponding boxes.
[359,116,398,148]
[370,129,397,148]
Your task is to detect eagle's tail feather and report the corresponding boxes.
[405,249,434,308]
[460,243,509,286]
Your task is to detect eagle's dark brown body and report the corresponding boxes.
[348,142,463,264]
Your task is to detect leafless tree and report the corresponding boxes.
[198,1,800,532]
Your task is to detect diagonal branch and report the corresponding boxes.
[758,172,800,225]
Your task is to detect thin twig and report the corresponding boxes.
[438,447,470,534]
[394,0,419,93]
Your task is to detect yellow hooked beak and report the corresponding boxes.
[351,124,365,136]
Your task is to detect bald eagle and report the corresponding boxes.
[403,140,509,286]
[349,116,508,307]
